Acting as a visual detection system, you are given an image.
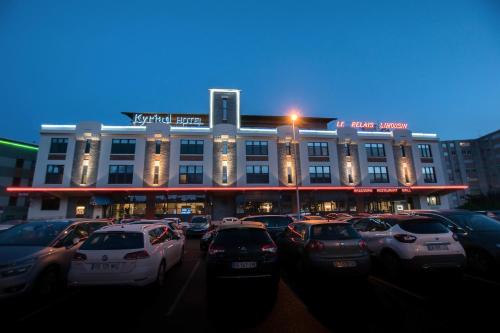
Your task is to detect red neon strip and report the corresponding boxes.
[6,185,468,193]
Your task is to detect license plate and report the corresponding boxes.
[231,261,257,269]
[90,263,121,272]
[333,260,357,268]
[427,244,449,251]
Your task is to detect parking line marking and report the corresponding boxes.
[368,276,425,301]
[165,259,201,317]
[464,274,500,287]
[18,290,80,322]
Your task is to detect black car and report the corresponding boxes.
[206,223,279,290]
[410,209,500,273]
[200,229,216,252]
[239,215,293,239]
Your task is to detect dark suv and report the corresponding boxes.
[240,215,294,239]
[409,210,500,273]
[206,223,279,291]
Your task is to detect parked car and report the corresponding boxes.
[184,215,211,237]
[351,215,466,274]
[68,223,183,288]
[206,223,279,291]
[240,215,294,239]
[276,221,371,279]
[200,221,266,252]
[409,210,500,273]
[476,210,500,222]
[129,219,185,239]
[222,217,240,224]
[0,219,112,298]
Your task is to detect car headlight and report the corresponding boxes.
[1,258,36,278]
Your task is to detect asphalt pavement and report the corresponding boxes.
[1,239,499,332]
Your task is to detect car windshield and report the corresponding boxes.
[80,232,144,250]
[445,213,500,231]
[0,221,71,246]
[191,217,207,224]
[215,228,271,246]
[311,224,360,240]
[398,220,449,234]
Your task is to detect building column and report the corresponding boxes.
[145,194,156,219]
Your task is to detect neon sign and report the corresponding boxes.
[122,112,207,127]
[336,121,408,130]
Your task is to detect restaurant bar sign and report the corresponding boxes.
[122,112,208,127]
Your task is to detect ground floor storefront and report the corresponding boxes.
[16,186,463,221]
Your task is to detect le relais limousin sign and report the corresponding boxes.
[336,120,409,130]
[122,112,207,127]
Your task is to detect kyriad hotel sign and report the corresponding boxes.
[122,112,207,127]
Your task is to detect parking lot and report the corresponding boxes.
[1,237,499,332]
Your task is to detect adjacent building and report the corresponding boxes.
[0,138,38,221]
[441,129,500,207]
[7,89,466,220]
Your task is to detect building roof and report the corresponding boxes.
[0,137,38,150]
[241,115,336,129]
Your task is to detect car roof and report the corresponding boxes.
[217,222,266,230]
[298,220,351,226]
[243,215,289,218]
[97,224,163,233]
[371,215,435,223]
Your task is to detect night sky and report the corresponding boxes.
[1,0,499,143]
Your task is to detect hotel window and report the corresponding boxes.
[179,165,203,184]
[155,140,161,154]
[365,143,385,157]
[153,163,160,185]
[180,140,204,154]
[285,142,292,155]
[81,162,89,185]
[418,144,432,158]
[400,145,406,157]
[309,166,331,184]
[45,165,64,184]
[111,139,136,154]
[49,138,68,154]
[246,141,268,156]
[222,97,228,122]
[15,158,24,168]
[427,195,441,206]
[308,142,329,156]
[287,165,293,184]
[108,165,134,184]
[404,166,410,183]
[222,141,228,155]
[343,143,351,156]
[368,166,389,183]
[84,139,91,154]
[246,165,269,183]
[222,165,228,184]
[41,196,60,210]
[422,167,437,183]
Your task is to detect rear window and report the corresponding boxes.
[311,224,360,240]
[214,228,272,246]
[191,217,208,224]
[243,216,293,228]
[398,220,449,234]
[80,232,144,250]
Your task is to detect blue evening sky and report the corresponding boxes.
[1,0,499,143]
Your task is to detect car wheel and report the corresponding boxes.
[469,249,494,275]
[36,267,60,297]
[156,262,166,288]
[381,251,402,276]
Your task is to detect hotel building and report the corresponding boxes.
[7,89,466,220]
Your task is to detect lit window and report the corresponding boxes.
[427,195,441,206]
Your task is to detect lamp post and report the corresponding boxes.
[291,113,300,220]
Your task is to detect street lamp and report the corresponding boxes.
[290,112,300,220]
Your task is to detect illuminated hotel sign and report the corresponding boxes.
[122,112,207,127]
[354,188,412,193]
[336,120,409,130]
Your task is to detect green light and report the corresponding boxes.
[0,140,38,151]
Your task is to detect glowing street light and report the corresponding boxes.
[290,112,300,221]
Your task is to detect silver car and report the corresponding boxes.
[0,219,112,298]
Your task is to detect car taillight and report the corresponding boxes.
[394,234,417,243]
[452,233,459,241]
[124,250,150,260]
[358,239,367,250]
[208,244,225,255]
[261,243,277,254]
[72,252,87,261]
[306,240,325,252]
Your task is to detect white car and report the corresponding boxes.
[352,216,466,272]
[221,217,239,224]
[68,224,184,287]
